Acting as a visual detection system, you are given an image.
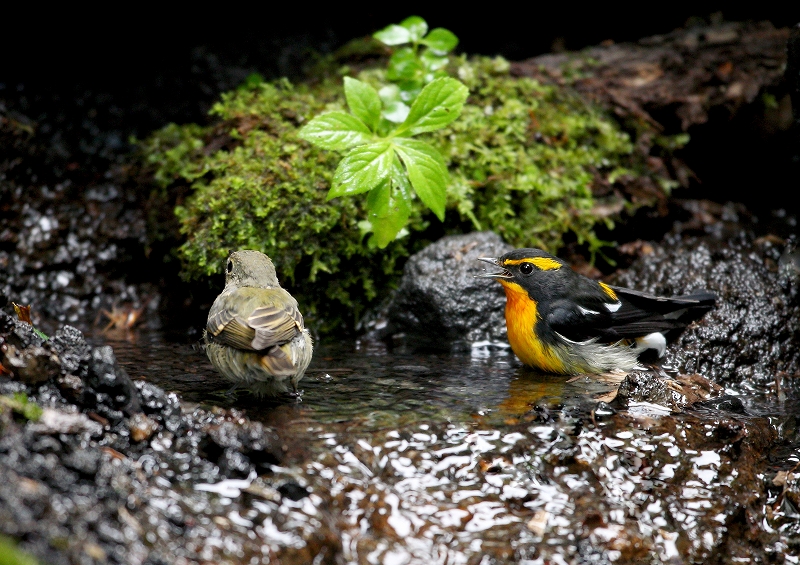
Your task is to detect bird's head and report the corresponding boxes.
[225,250,280,289]
[476,248,568,298]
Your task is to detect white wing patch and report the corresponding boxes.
[578,306,600,316]
[635,332,667,357]
[554,332,596,346]
[604,301,622,313]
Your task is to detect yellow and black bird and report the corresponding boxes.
[477,248,715,375]
[205,250,313,396]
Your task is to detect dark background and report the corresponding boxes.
[3,6,798,123]
[2,6,798,221]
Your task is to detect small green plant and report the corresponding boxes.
[0,393,43,422]
[299,16,468,248]
[373,16,460,119]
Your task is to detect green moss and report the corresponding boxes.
[140,79,427,329]
[0,536,40,565]
[139,57,660,330]
[432,56,636,251]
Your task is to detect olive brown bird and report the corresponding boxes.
[477,248,715,374]
[204,250,313,396]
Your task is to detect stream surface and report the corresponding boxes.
[86,328,800,564]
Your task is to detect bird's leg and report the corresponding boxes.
[288,383,304,403]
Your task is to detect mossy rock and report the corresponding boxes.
[138,57,659,332]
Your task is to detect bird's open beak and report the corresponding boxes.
[475,257,512,279]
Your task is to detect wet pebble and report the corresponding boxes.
[128,413,159,442]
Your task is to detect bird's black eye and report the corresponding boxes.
[226,260,233,273]
[519,263,534,275]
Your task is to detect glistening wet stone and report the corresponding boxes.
[386,231,513,347]
[614,234,800,390]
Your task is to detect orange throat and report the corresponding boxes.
[499,280,565,373]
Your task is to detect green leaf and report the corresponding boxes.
[373,24,411,46]
[386,47,424,83]
[400,16,428,42]
[344,77,381,132]
[366,169,412,248]
[298,111,373,150]
[396,77,469,136]
[367,156,412,216]
[390,152,413,196]
[393,138,448,220]
[396,82,422,103]
[329,142,394,199]
[420,50,449,72]
[384,101,411,124]
[378,85,410,123]
[421,28,458,54]
[370,209,410,248]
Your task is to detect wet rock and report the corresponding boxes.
[277,481,309,501]
[0,310,14,334]
[593,401,617,417]
[0,100,155,330]
[614,371,681,411]
[614,370,722,411]
[615,236,800,389]
[386,231,513,346]
[87,346,141,416]
[201,418,282,477]
[47,325,91,377]
[0,343,61,384]
[62,447,101,476]
[693,394,748,414]
[46,326,141,422]
[2,319,46,350]
[0,316,147,433]
[31,409,103,436]
[135,381,180,432]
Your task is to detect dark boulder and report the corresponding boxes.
[614,235,800,389]
[386,231,513,347]
[0,316,142,421]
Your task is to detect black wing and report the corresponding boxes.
[546,286,715,343]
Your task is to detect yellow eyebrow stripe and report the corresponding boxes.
[503,257,563,271]
[598,282,618,301]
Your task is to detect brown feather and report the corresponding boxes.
[260,345,297,378]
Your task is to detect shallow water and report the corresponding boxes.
[104,330,615,422]
[90,329,800,564]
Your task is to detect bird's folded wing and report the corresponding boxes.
[248,304,303,350]
[546,300,610,342]
[207,289,303,351]
[547,299,685,342]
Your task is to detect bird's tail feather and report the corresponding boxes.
[674,290,716,307]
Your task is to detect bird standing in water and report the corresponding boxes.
[477,248,715,374]
[205,250,313,396]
